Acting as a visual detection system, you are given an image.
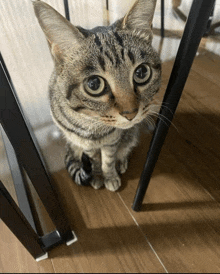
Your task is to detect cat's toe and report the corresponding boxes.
[90,176,104,190]
[104,176,121,192]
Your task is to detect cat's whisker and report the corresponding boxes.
[150,113,169,128]
[150,103,174,115]
[149,110,179,132]
[145,116,156,130]
[153,100,174,115]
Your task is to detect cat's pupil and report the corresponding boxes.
[135,65,148,79]
[88,77,100,91]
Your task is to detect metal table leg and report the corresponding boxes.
[0,57,77,259]
[0,180,47,261]
[161,0,165,37]
[63,0,70,21]
[132,0,216,212]
[1,126,37,232]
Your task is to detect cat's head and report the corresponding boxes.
[33,0,161,130]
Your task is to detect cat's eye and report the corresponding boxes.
[84,76,106,97]
[133,64,151,85]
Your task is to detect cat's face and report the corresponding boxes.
[33,0,161,130]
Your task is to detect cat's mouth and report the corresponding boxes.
[98,102,154,129]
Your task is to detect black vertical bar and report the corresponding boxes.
[0,53,49,174]
[106,0,109,10]
[64,0,70,21]
[0,181,46,259]
[0,126,37,232]
[161,0,164,37]
[132,0,216,211]
[0,53,11,85]
[204,0,215,36]
[0,61,74,243]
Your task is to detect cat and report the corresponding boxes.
[33,0,161,192]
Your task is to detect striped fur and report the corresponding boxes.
[33,0,161,191]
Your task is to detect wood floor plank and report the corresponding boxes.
[161,56,220,200]
[0,221,55,273]
[119,129,220,272]
[50,171,167,273]
[118,56,220,272]
[190,52,220,88]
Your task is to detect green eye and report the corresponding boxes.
[84,76,106,97]
[134,64,151,85]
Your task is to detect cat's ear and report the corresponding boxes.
[122,0,157,41]
[33,1,84,61]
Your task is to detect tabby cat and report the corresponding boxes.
[33,0,161,191]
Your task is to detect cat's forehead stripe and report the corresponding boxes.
[121,49,125,61]
[94,34,102,47]
[84,65,97,74]
[98,55,106,71]
[128,50,135,64]
[113,32,124,47]
[105,51,114,65]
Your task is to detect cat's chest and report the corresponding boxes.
[63,127,122,149]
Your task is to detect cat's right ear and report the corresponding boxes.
[33,1,84,61]
[121,0,157,42]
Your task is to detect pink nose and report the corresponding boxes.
[120,109,138,121]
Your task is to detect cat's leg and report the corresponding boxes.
[116,145,131,174]
[65,144,92,186]
[101,146,121,192]
[117,128,139,174]
[83,148,104,190]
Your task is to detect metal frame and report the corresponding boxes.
[204,0,216,36]
[63,0,70,21]
[0,1,78,260]
[0,55,77,260]
[0,126,37,232]
[132,0,216,211]
[161,0,165,37]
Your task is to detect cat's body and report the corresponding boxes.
[33,0,161,191]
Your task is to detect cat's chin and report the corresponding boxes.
[114,118,143,130]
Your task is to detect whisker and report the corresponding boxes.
[150,113,170,128]
[149,111,179,132]
[150,102,174,116]
[147,116,156,130]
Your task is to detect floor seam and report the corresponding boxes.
[117,193,169,273]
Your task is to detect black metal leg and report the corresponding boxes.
[204,0,216,36]
[63,0,70,21]
[0,181,46,260]
[161,0,165,38]
[0,61,74,243]
[0,126,37,232]
[132,0,216,212]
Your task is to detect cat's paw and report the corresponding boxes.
[74,168,92,186]
[104,176,121,192]
[66,158,91,186]
[90,175,104,190]
[118,158,128,174]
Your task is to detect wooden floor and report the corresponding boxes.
[1,1,220,272]
[1,51,220,273]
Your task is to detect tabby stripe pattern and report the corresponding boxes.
[65,151,92,186]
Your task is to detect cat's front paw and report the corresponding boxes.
[104,176,121,192]
[90,175,104,190]
[118,158,128,174]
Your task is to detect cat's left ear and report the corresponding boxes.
[122,0,157,42]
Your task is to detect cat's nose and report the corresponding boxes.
[120,108,138,121]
